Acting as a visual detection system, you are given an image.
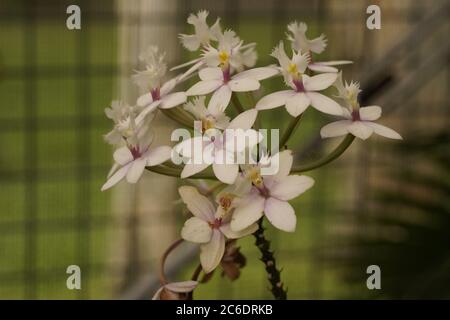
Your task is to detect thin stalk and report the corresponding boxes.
[253,219,287,300]
[159,238,184,285]
[278,115,302,151]
[291,134,355,173]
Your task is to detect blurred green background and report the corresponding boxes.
[0,0,448,299]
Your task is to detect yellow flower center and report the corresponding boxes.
[201,118,215,132]
[247,167,264,187]
[219,51,229,65]
[287,63,302,81]
[219,193,235,211]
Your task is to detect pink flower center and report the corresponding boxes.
[130,146,142,159]
[257,185,270,198]
[151,87,161,101]
[209,218,222,229]
[293,79,305,92]
[222,67,231,83]
[351,110,360,121]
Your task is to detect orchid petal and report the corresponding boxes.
[347,121,374,140]
[186,80,222,96]
[359,106,382,121]
[178,186,215,221]
[365,122,402,140]
[199,67,223,81]
[256,90,295,110]
[113,147,133,165]
[233,67,279,81]
[212,163,238,184]
[230,194,265,231]
[208,85,232,114]
[101,163,132,191]
[303,73,337,91]
[181,217,213,243]
[200,230,225,273]
[220,222,258,239]
[264,198,296,232]
[270,175,314,201]
[307,92,343,115]
[126,157,147,183]
[159,92,187,109]
[146,146,172,166]
[320,120,352,138]
[285,92,310,117]
[228,79,260,92]
[227,109,258,130]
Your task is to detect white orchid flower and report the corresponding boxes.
[133,46,187,123]
[320,75,402,140]
[230,150,314,233]
[179,10,222,52]
[103,100,153,146]
[175,109,260,184]
[152,280,198,300]
[256,42,342,117]
[286,21,327,54]
[320,105,402,140]
[179,186,258,273]
[101,127,172,191]
[184,96,230,130]
[173,28,258,82]
[187,66,278,113]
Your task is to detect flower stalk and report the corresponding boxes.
[253,219,287,300]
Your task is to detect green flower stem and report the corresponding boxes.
[231,93,246,114]
[253,219,287,300]
[146,135,355,179]
[291,134,355,173]
[161,108,193,128]
[278,115,303,151]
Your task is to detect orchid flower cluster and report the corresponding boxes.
[101,11,402,300]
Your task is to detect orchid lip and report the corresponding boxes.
[209,218,222,229]
[351,110,361,121]
[130,146,142,159]
[293,79,305,92]
[151,87,161,101]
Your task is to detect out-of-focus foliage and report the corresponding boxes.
[326,130,450,299]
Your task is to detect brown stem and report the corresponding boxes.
[159,238,184,285]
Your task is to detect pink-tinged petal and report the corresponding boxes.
[200,229,225,273]
[347,121,374,140]
[228,78,260,92]
[208,85,232,114]
[307,92,343,116]
[135,100,162,124]
[181,162,210,179]
[285,92,310,117]
[101,163,132,191]
[146,146,172,166]
[136,93,153,107]
[212,163,238,184]
[165,281,198,293]
[126,157,147,183]
[220,222,258,239]
[308,64,338,73]
[178,186,215,221]
[227,109,258,130]
[359,106,382,121]
[186,80,222,96]
[107,163,120,179]
[199,67,223,81]
[320,120,352,138]
[365,122,403,140]
[232,67,279,81]
[264,198,296,232]
[256,90,295,110]
[303,73,337,91]
[159,92,187,109]
[270,175,315,201]
[270,150,293,179]
[113,146,133,165]
[160,78,177,96]
[230,194,265,231]
[181,217,213,243]
[174,136,206,158]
